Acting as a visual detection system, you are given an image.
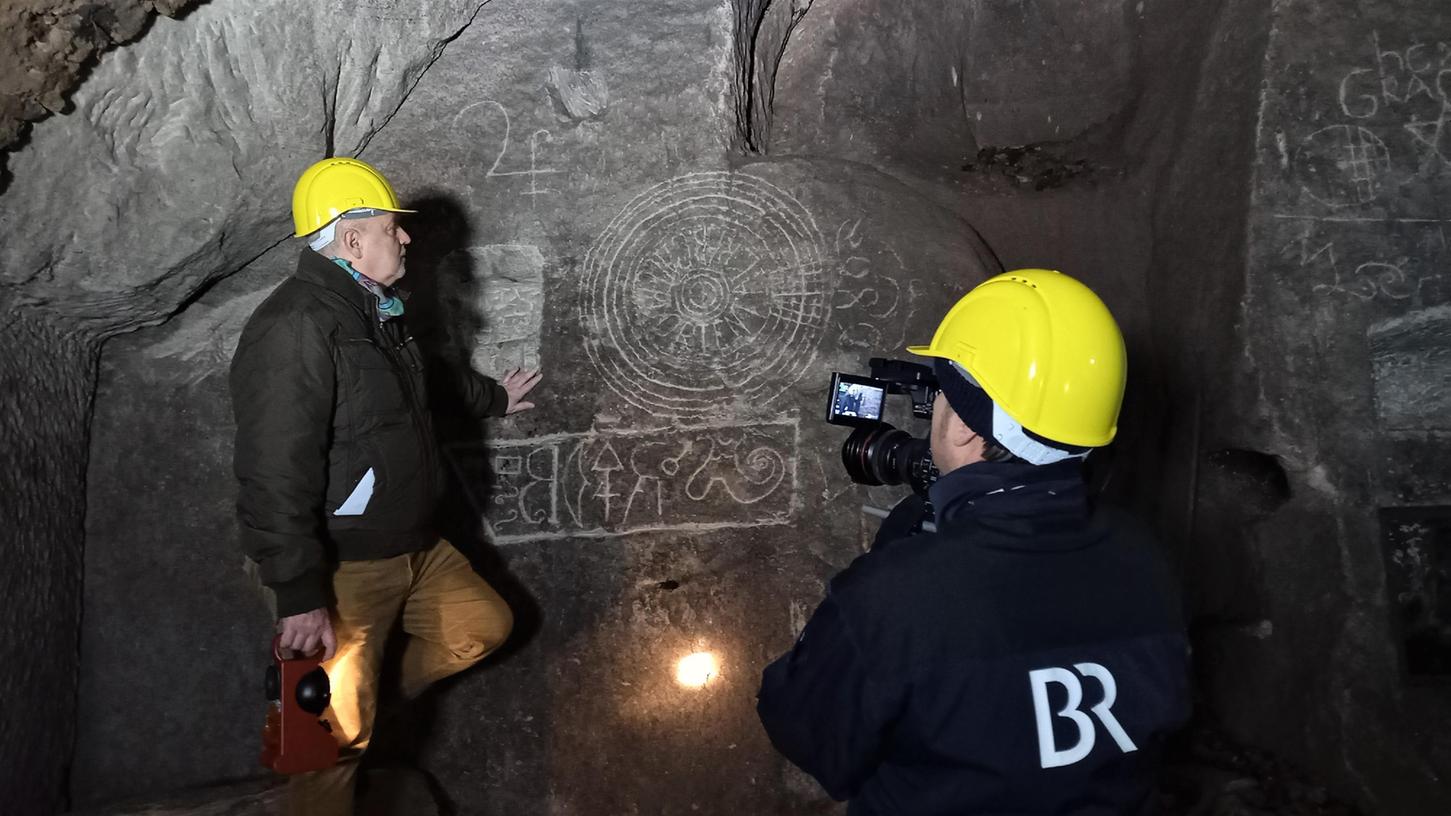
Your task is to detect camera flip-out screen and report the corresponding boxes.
[827,373,887,427]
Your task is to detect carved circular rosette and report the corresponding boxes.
[582,172,830,416]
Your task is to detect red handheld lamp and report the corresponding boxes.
[260,636,339,774]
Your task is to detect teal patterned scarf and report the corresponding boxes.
[331,258,404,321]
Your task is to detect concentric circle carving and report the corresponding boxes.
[582,172,829,415]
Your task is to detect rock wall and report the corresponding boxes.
[0,0,198,175]
[0,1,526,811]
[69,24,1167,816]
[0,0,496,328]
[765,0,1139,171]
[9,0,1448,813]
[0,310,100,813]
[1192,0,1451,812]
[26,0,1224,811]
[67,0,1002,811]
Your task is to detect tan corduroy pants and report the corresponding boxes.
[284,540,513,816]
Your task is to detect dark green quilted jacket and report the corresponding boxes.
[230,249,506,616]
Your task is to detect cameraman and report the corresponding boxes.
[757,270,1190,815]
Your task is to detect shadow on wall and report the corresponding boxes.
[360,192,543,775]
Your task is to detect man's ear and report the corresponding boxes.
[338,224,363,259]
[945,410,977,450]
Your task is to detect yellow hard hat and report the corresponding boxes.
[291,157,416,237]
[907,269,1127,448]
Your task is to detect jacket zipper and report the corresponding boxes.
[375,317,437,518]
[319,283,437,525]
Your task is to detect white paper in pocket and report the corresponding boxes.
[334,468,376,516]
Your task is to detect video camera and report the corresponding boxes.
[825,358,941,498]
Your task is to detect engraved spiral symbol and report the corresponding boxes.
[583,172,830,415]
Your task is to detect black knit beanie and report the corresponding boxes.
[932,357,1090,458]
[933,357,997,442]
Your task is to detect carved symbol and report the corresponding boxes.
[436,245,547,373]
[451,100,559,197]
[582,172,830,416]
[1404,104,1451,167]
[450,419,800,543]
[684,436,788,505]
[1311,259,1423,302]
[831,219,918,351]
[1297,125,1392,208]
[590,442,624,521]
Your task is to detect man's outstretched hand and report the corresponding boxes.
[277,608,337,661]
[502,367,543,414]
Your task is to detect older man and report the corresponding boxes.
[230,157,541,815]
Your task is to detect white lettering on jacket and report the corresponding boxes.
[1028,662,1138,769]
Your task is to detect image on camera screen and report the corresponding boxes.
[832,379,885,422]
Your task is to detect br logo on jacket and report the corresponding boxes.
[1029,662,1138,769]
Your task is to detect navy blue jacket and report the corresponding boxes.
[757,461,1191,815]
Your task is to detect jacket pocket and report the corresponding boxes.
[338,338,408,417]
[326,437,388,520]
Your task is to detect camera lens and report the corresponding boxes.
[841,424,937,494]
[842,424,903,486]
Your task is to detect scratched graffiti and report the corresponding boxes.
[436,244,547,372]
[831,218,925,351]
[1336,32,1451,169]
[1271,28,1451,308]
[452,100,559,197]
[581,172,830,417]
[447,419,799,543]
[1380,507,1451,676]
[1282,32,1451,211]
[1277,217,1451,306]
[1303,30,1451,207]
[1296,125,1393,208]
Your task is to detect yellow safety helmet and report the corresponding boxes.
[291,157,416,237]
[907,269,1127,448]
